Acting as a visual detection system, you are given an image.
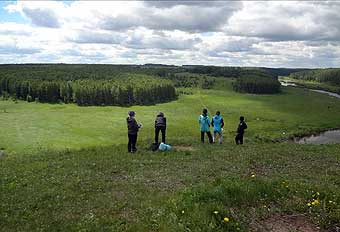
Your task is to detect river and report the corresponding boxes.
[295,130,340,144]
[280,81,340,144]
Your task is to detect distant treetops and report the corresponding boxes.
[232,73,281,94]
[0,65,176,106]
[0,64,284,106]
[290,68,340,86]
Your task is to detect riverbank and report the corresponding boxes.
[280,77,340,95]
[294,129,340,144]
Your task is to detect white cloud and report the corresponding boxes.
[1,1,340,67]
[226,1,340,42]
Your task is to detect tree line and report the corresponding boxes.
[0,64,281,102]
[233,75,281,94]
[0,65,176,106]
[290,69,340,86]
[165,73,215,89]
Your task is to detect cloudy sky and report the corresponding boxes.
[1,1,340,68]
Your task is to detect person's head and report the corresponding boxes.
[216,111,220,116]
[157,112,164,117]
[128,111,135,117]
[202,108,208,115]
[240,116,244,122]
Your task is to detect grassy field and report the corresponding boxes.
[1,80,340,153]
[1,80,340,231]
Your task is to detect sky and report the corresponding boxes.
[0,1,340,68]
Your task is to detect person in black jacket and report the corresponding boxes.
[127,111,141,153]
[154,112,166,144]
[235,116,247,145]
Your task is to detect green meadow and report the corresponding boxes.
[1,80,340,231]
[1,81,340,153]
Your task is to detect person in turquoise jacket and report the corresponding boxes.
[211,111,224,144]
[198,108,213,143]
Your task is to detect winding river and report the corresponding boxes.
[280,81,340,144]
[310,89,340,99]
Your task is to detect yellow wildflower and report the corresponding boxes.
[313,199,320,205]
[307,203,311,206]
[223,217,230,222]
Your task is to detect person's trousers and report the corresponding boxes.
[201,131,213,143]
[235,133,244,145]
[213,131,223,143]
[128,134,138,152]
[155,126,166,143]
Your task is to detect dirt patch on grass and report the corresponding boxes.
[173,146,195,151]
[252,214,324,232]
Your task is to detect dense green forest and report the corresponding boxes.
[183,65,277,79]
[233,75,281,94]
[290,68,340,86]
[0,64,283,105]
[0,65,176,106]
[261,67,311,77]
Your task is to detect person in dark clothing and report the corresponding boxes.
[199,108,213,143]
[127,111,141,153]
[235,116,247,145]
[154,112,166,144]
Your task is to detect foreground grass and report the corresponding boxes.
[1,143,340,231]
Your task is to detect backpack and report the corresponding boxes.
[159,142,172,151]
[155,116,166,127]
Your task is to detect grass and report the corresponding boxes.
[1,143,339,231]
[1,80,340,153]
[1,79,340,231]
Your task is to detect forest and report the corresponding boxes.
[0,64,284,105]
[290,68,340,86]
[0,65,176,106]
[233,74,281,94]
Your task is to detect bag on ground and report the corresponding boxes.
[159,142,171,151]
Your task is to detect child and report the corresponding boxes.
[126,111,141,153]
[154,112,166,144]
[235,116,247,145]
[199,108,213,143]
[211,111,224,144]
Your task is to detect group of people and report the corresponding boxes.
[126,111,167,153]
[126,109,247,153]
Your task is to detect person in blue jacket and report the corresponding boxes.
[211,111,224,144]
[198,108,213,143]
